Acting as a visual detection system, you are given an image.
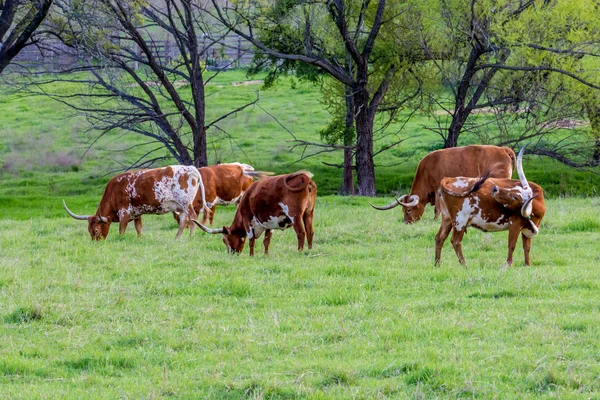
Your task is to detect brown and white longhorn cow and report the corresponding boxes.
[435,147,545,267]
[370,145,516,223]
[63,165,205,240]
[192,171,317,255]
[174,162,272,226]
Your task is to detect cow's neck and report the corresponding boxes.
[96,200,115,223]
[410,170,432,205]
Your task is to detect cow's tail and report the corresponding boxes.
[283,171,313,193]
[194,167,208,213]
[440,171,490,197]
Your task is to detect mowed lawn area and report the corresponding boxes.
[1,69,600,398]
[1,196,600,398]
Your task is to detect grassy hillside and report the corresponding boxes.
[0,196,599,398]
[1,69,599,221]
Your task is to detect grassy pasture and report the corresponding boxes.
[1,196,600,398]
[1,68,600,398]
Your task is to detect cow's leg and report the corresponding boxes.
[188,206,197,236]
[249,236,256,256]
[172,211,181,227]
[433,199,441,220]
[209,205,217,225]
[175,210,188,239]
[505,226,521,266]
[263,230,272,255]
[522,233,532,266]
[303,210,314,249]
[134,217,143,237]
[201,205,211,225]
[450,228,467,265]
[434,219,453,266]
[292,218,306,251]
[119,213,129,235]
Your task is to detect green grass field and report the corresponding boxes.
[1,196,599,398]
[1,69,600,398]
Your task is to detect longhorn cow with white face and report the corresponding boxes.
[435,147,545,267]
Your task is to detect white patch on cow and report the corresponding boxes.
[278,202,294,224]
[453,178,470,188]
[522,220,539,238]
[228,162,254,171]
[153,166,200,213]
[514,185,533,201]
[471,210,509,232]
[455,198,475,230]
[249,213,292,239]
[247,228,254,239]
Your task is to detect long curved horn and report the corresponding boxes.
[98,215,108,223]
[190,219,224,234]
[63,200,89,220]
[516,146,530,191]
[369,196,405,211]
[399,194,419,208]
[521,194,538,218]
[527,219,539,236]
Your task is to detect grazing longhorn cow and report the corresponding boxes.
[63,165,205,240]
[192,171,317,255]
[174,162,272,226]
[435,147,545,267]
[370,145,516,223]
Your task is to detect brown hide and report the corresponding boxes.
[435,176,545,267]
[372,145,515,223]
[64,166,200,240]
[194,163,254,224]
[193,171,317,255]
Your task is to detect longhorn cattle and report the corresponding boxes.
[435,147,545,267]
[192,171,317,255]
[370,145,516,223]
[63,165,204,240]
[174,162,272,226]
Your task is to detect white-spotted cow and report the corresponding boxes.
[63,165,205,240]
[435,147,546,267]
[370,145,516,223]
[192,171,317,255]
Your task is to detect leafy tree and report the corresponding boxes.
[0,0,54,74]
[416,0,600,151]
[209,0,423,196]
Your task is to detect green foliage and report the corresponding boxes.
[319,115,355,146]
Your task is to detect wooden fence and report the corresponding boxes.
[10,34,255,70]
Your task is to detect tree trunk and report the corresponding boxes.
[193,125,208,167]
[354,86,376,196]
[342,86,355,195]
[445,108,469,148]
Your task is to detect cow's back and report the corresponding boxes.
[240,173,315,223]
[199,164,251,204]
[416,145,514,191]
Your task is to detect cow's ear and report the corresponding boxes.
[222,226,230,235]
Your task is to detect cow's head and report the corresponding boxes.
[369,194,423,224]
[191,220,246,254]
[491,146,536,219]
[63,200,110,240]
